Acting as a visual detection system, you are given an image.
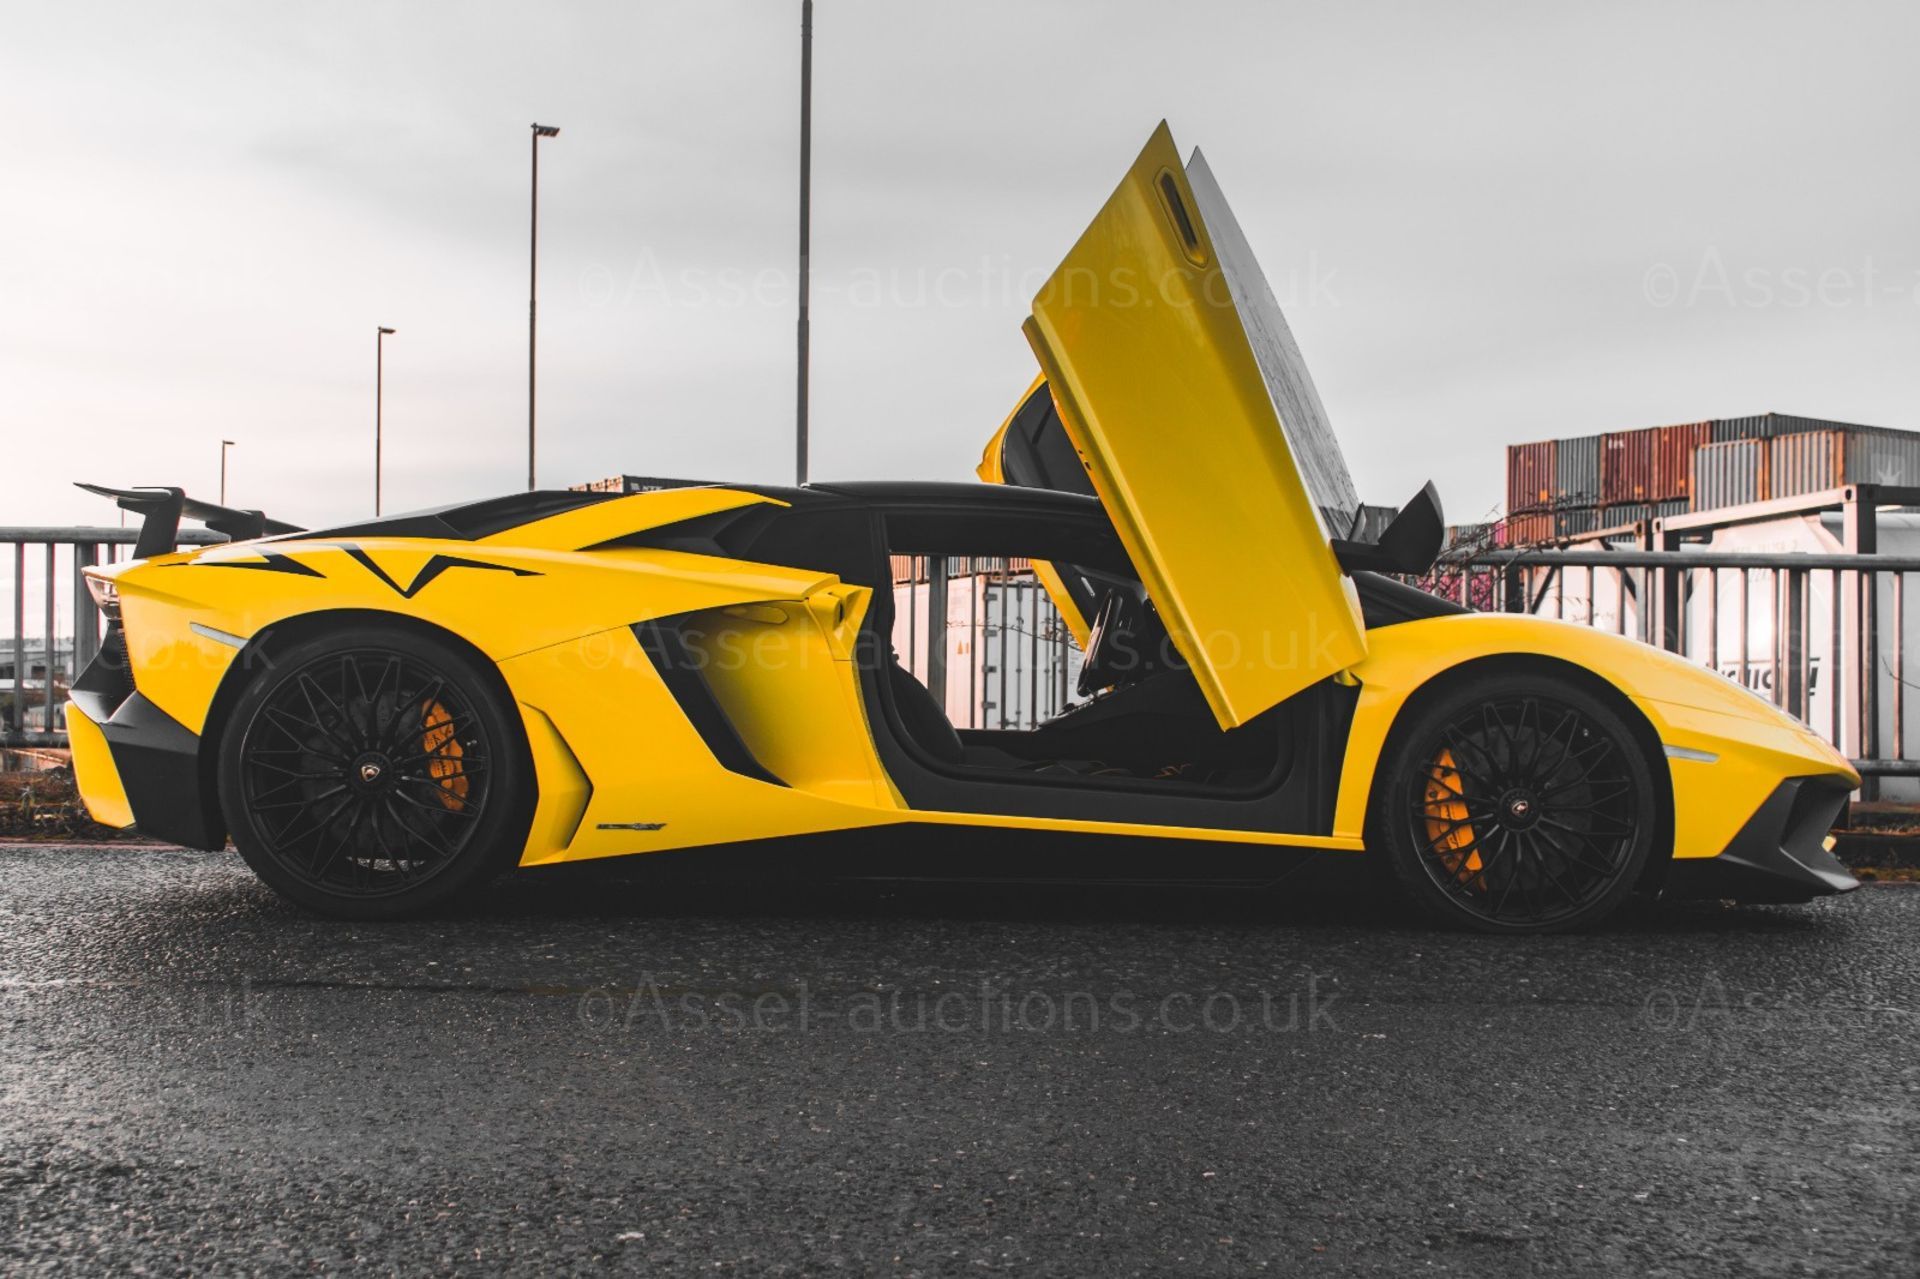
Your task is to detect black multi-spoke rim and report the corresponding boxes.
[237,648,491,898]
[1407,696,1639,927]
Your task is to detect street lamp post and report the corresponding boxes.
[529,123,561,491]
[375,326,396,514]
[796,0,813,487]
[220,439,235,505]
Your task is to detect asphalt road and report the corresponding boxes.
[2,843,1915,1276]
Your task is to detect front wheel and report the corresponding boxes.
[1371,672,1660,934]
[217,625,533,919]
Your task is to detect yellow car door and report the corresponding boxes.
[1020,121,1368,729]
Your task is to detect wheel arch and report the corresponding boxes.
[197,608,525,844]
[1360,652,1675,887]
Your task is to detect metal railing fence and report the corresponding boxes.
[2,527,221,747]
[1448,546,1920,793]
[10,525,1911,799]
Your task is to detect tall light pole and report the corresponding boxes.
[375,326,396,514]
[529,122,561,491]
[795,0,813,487]
[219,439,235,505]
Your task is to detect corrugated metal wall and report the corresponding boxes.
[1499,513,1555,546]
[1852,431,1920,487]
[1554,507,1600,538]
[1506,441,1556,513]
[1766,430,1920,497]
[1601,428,1657,503]
[1769,431,1847,498]
[1555,435,1602,508]
[1652,421,1713,501]
[1599,499,1688,529]
[1691,438,1768,510]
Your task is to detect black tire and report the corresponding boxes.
[1370,671,1659,934]
[217,624,533,919]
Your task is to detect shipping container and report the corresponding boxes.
[1690,438,1768,510]
[1770,430,1848,497]
[1506,440,1557,515]
[1768,428,1920,497]
[1854,430,1920,487]
[1443,522,1495,553]
[892,570,1080,730]
[1554,506,1601,539]
[1498,512,1555,546]
[1651,421,1713,501]
[1554,434,1602,507]
[1600,502,1652,529]
[1711,413,1880,442]
[1600,428,1657,503]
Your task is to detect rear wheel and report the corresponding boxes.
[217,625,532,919]
[1372,672,1658,934]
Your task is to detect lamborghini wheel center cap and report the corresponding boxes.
[1500,789,1540,830]
[352,753,392,789]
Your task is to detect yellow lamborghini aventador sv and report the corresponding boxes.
[66,123,1859,930]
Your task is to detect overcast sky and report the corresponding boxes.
[5,0,1919,530]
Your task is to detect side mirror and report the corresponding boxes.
[1330,481,1444,575]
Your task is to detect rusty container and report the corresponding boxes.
[1498,512,1556,547]
[1600,428,1657,503]
[1651,421,1713,501]
[1506,440,1557,516]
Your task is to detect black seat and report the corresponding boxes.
[1077,587,1177,697]
[887,659,965,765]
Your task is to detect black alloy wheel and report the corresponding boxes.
[1375,672,1658,933]
[219,626,531,918]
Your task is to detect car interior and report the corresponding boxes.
[876,505,1292,797]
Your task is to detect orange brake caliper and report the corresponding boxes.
[1424,749,1483,887]
[420,700,469,812]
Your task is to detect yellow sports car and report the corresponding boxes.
[68,123,1858,930]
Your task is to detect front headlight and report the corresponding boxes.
[85,575,120,623]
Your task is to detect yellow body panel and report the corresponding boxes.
[1023,122,1366,728]
[65,700,135,829]
[681,593,896,810]
[97,490,833,736]
[975,373,1044,487]
[476,487,783,552]
[518,705,593,861]
[498,624,907,865]
[1334,614,1858,857]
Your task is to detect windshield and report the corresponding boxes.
[1184,150,1361,540]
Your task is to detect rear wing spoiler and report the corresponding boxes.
[76,483,305,558]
